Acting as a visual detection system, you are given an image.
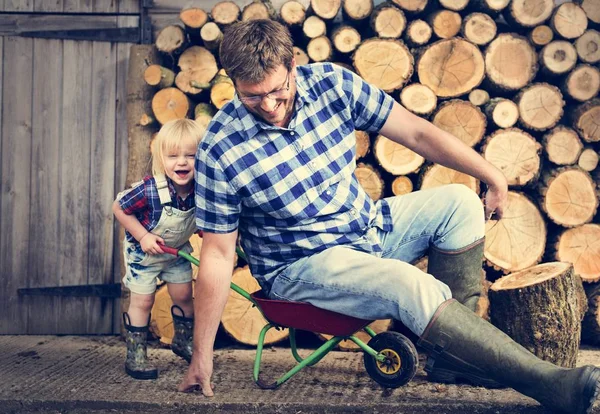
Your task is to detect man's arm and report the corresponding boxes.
[379,101,508,219]
[178,229,239,396]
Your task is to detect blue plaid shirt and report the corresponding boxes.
[195,63,394,288]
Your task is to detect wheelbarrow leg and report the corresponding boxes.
[253,323,344,389]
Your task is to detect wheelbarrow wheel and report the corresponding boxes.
[364,331,418,388]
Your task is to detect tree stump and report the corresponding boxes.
[481,128,541,187]
[373,134,425,175]
[489,262,584,368]
[353,39,414,93]
[221,266,289,345]
[418,38,485,98]
[484,191,546,273]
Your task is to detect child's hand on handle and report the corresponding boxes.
[140,232,165,255]
[178,353,215,397]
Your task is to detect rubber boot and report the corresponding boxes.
[123,313,158,380]
[171,305,194,363]
[426,238,502,387]
[418,300,600,414]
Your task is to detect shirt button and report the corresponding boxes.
[326,190,331,196]
[290,131,295,135]
[351,208,357,215]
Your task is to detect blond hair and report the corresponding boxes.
[151,118,203,176]
[219,19,294,83]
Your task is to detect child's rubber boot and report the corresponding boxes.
[123,312,158,380]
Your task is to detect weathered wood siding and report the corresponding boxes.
[0,0,138,334]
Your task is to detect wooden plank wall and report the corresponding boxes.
[0,0,138,334]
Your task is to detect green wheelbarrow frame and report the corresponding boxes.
[161,245,418,390]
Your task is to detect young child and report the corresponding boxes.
[113,118,203,380]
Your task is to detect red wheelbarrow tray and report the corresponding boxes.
[160,244,418,390]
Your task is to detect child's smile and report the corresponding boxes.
[163,138,197,195]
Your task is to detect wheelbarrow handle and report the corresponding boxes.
[159,244,179,257]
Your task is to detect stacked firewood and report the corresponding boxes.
[136,0,600,347]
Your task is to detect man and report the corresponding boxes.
[180,20,599,414]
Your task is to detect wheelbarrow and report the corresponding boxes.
[160,244,419,390]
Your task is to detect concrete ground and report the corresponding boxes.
[1,335,600,414]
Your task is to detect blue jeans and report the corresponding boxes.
[268,184,485,336]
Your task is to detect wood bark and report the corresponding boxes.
[552,224,600,284]
[373,134,425,175]
[484,191,546,274]
[538,166,598,228]
[431,99,486,147]
[222,266,289,345]
[418,38,484,98]
[582,282,600,345]
[482,128,542,187]
[489,262,584,368]
[353,39,413,93]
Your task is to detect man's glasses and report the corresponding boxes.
[238,72,290,106]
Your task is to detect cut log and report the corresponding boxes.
[404,19,432,47]
[516,83,564,131]
[481,128,542,187]
[391,176,413,196]
[144,65,175,89]
[484,33,538,92]
[489,262,584,368]
[194,102,217,135]
[579,148,599,172]
[418,164,479,193]
[399,83,437,117]
[554,224,600,284]
[583,282,600,345]
[538,166,599,228]
[331,25,361,55]
[439,0,469,12]
[342,0,373,22]
[484,98,519,129]
[307,36,333,62]
[562,64,600,103]
[539,41,577,77]
[373,134,425,175]
[179,8,208,44]
[550,2,588,40]
[370,3,406,39]
[355,162,385,201]
[222,266,289,345]
[139,113,156,127]
[355,130,370,159]
[505,0,554,29]
[242,0,276,21]
[529,25,554,48]
[418,38,485,98]
[303,15,327,39]
[155,25,188,56]
[353,39,413,93]
[391,0,428,14]
[484,191,546,273]
[211,1,241,26]
[152,87,192,125]
[210,70,235,109]
[310,0,342,20]
[428,10,462,39]
[176,46,219,95]
[472,0,510,14]
[461,12,496,46]
[575,30,600,65]
[293,46,309,65]
[468,89,490,107]
[572,99,600,143]
[578,0,600,25]
[200,22,223,52]
[431,99,486,147]
[280,1,306,27]
[319,319,393,351]
[542,126,583,166]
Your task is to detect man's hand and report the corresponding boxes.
[140,232,165,254]
[484,181,508,221]
[178,354,214,396]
